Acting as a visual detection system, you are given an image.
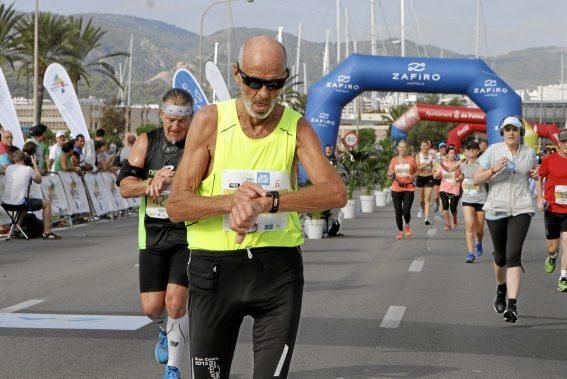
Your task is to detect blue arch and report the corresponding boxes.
[305,54,521,150]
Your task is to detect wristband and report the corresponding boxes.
[265,191,280,213]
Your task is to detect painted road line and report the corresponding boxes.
[0,313,151,330]
[408,259,424,272]
[1,299,45,313]
[380,306,406,328]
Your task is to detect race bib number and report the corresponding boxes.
[555,185,567,205]
[145,190,170,219]
[395,163,410,177]
[443,171,456,183]
[462,178,479,195]
[222,169,289,232]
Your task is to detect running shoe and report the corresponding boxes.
[475,242,483,257]
[395,231,404,240]
[503,303,518,323]
[163,366,180,379]
[404,225,412,237]
[443,224,451,231]
[544,255,557,273]
[558,277,567,292]
[465,253,475,263]
[155,329,168,364]
[424,218,430,225]
[493,286,507,314]
[417,210,423,218]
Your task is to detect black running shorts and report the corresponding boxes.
[188,246,304,378]
[462,202,484,212]
[139,245,189,292]
[544,210,567,240]
[415,175,434,188]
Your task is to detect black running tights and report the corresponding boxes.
[486,214,531,268]
[391,190,414,231]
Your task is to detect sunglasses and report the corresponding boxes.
[236,64,289,91]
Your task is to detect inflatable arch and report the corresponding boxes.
[305,54,521,153]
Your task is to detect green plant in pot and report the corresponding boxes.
[339,149,363,199]
[375,137,395,191]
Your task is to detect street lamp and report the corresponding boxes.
[199,0,253,84]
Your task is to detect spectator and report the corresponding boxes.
[120,134,136,163]
[1,151,61,239]
[22,141,38,167]
[479,139,488,155]
[48,131,66,171]
[0,129,19,157]
[324,144,338,167]
[54,142,81,174]
[71,151,81,170]
[26,124,48,171]
[95,128,106,142]
[0,129,12,172]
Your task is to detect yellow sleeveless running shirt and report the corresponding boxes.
[187,99,304,251]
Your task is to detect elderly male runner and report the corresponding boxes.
[167,35,347,378]
[117,88,193,379]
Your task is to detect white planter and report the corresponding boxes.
[374,190,388,207]
[360,195,375,213]
[305,219,325,239]
[342,199,357,219]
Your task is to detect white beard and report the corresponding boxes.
[243,97,276,120]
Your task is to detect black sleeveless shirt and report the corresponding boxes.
[141,128,187,250]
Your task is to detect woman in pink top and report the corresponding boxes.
[387,140,417,240]
[435,147,463,230]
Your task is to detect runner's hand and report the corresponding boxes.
[536,197,545,212]
[146,175,172,199]
[229,197,266,244]
[231,181,266,206]
[492,157,508,173]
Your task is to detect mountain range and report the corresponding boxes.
[4,13,564,105]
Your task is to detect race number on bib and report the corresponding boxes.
[222,169,290,232]
[145,190,171,219]
[395,163,410,177]
[555,185,567,205]
[462,178,479,195]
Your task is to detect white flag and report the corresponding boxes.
[0,67,24,148]
[43,63,90,140]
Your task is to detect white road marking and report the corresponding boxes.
[426,228,437,237]
[1,299,45,313]
[380,306,406,328]
[408,259,424,272]
[0,313,151,330]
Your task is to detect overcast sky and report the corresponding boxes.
[11,0,567,56]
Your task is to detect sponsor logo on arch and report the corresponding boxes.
[392,62,441,86]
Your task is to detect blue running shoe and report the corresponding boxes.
[164,366,180,379]
[155,329,168,364]
[475,242,483,257]
[465,253,475,263]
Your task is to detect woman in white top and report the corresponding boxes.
[473,116,538,323]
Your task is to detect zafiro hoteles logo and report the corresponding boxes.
[473,79,509,96]
[325,74,360,93]
[50,74,67,93]
[309,111,336,127]
[392,62,441,86]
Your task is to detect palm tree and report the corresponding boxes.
[15,12,73,124]
[63,17,127,94]
[0,2,22,68]
[280,74,307,114]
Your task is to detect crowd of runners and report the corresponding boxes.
[387,121,567,325]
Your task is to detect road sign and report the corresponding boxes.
[343,131,359,148]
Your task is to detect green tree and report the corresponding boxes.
[280,75,307,114]
[15,12,72,124]
[98,99,127,144]
[63,16,127,94]
[0,2,21,68]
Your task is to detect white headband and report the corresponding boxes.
[162,104,193,117]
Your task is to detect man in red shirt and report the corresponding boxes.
[537,130,567,291]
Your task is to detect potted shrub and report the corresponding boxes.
[304,211,325,239]
[339,150,362,219]
[374,137,395,207]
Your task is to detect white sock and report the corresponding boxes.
[166,313,189,369]
[561,269,567,278]
[149,310,167,331]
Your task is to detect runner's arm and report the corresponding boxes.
[119,133,150,198]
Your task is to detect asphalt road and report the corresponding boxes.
[0,204,566,378]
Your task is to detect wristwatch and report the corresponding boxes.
[265,191,280,213]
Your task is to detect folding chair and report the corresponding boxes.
[1,203,29,240]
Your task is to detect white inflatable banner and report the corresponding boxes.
[205,60,231,102]
[40,174,71,217]
[101,172,129,211]
[43,63,90,140]
[0,67,24,148]
[58,172,90,214]
[83,173,114,216]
